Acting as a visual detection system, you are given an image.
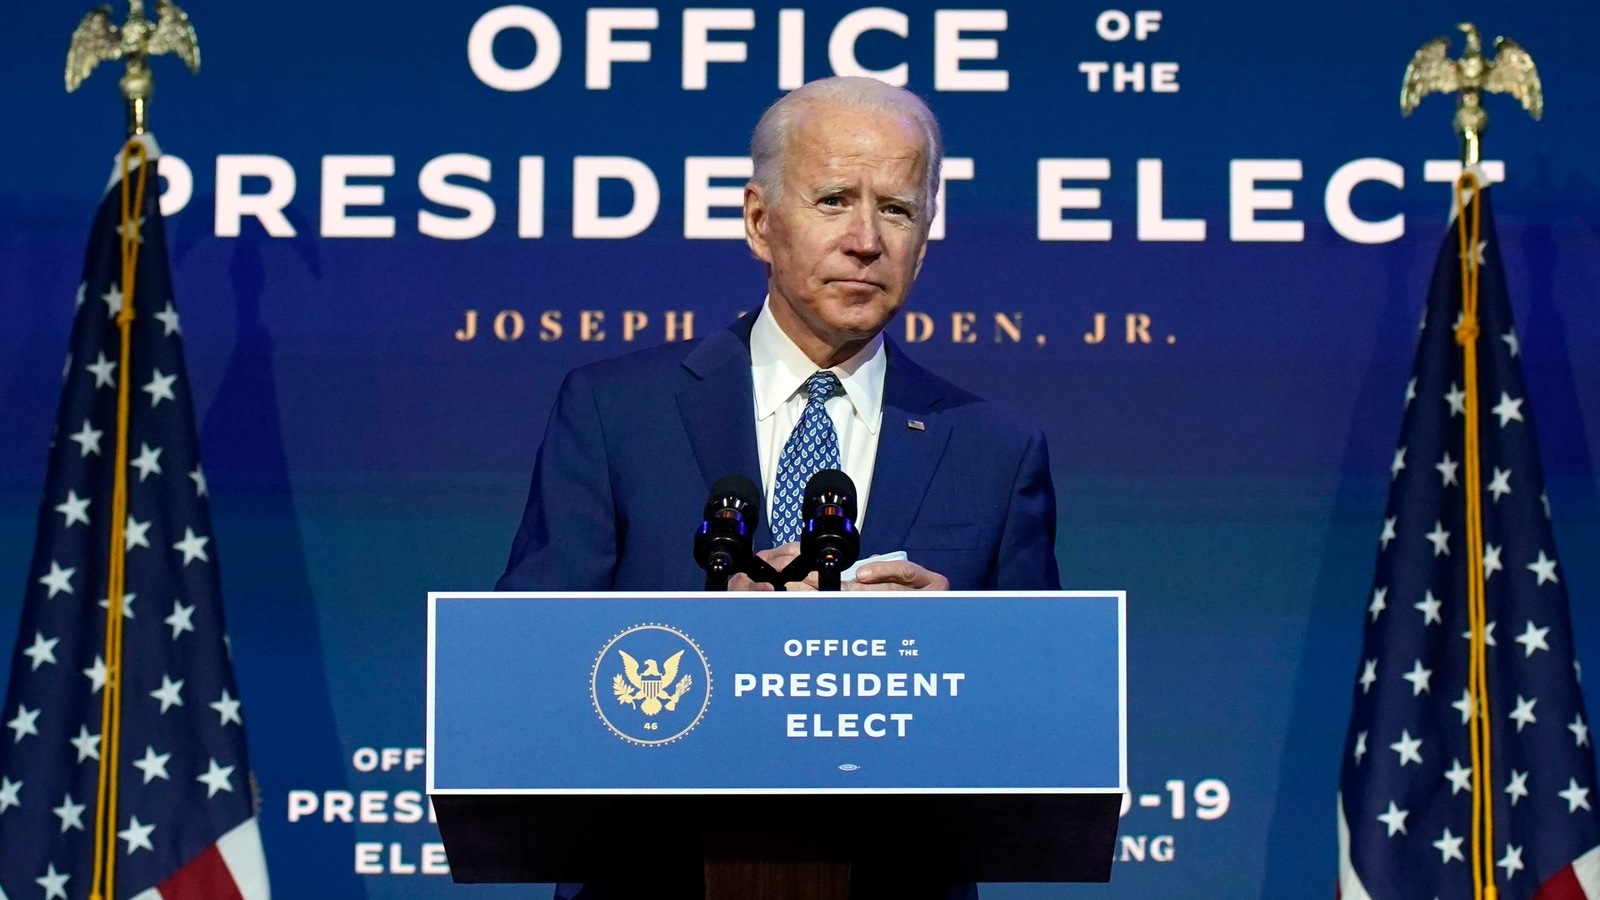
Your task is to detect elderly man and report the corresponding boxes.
[499,76,1059,598]
[501,74,1055,900]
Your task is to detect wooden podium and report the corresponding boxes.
[427,591,1126,898]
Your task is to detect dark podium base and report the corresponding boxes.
[433,792,1119,894]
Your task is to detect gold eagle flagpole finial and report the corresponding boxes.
[1401,23,1541,166]
[65,0,200,137]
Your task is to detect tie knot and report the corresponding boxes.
[803,371,842,404]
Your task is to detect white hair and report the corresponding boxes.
[750,76,944,223]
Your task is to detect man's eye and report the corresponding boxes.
[817,196,844,208]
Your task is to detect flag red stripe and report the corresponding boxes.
[157,844,248,900]
[1534,865,1590,900]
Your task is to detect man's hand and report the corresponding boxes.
[844,560,949,591]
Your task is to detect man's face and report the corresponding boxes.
[744,103,930,360]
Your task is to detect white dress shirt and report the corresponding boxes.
[749,298,886,534]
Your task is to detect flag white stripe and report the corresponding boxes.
[1574,844,1600,899]
[1337,794,1376,900]
[218,817,271,900]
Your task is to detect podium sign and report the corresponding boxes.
[428,591,1124,794]
[426,591,1126,884]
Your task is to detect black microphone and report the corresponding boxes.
[799,469,860,591]
[694,474,762,591]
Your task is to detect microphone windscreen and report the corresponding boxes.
[708,473,763,530]
[803,469,858,520]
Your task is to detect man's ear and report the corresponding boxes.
[912,236,928,278]
[744,183,772,263]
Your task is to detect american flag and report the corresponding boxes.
[1338,183,1600,898]
[0,137,269,899]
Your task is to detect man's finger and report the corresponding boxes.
[757,541,804,570]
[842,579,913,591]
[853,561,950,591]
[758,541,802,560]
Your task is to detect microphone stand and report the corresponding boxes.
[703,552,733,592]
[701,545,797,591]
[701,499,856,591]
[720,556,819,592]
[814,555,844,592]
[741,557,787,590]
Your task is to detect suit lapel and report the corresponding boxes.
[677,319,953,553]
[862,341,952,555]
[676,315,773,547]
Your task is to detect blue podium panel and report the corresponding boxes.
[428,591,1125,795]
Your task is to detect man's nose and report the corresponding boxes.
[840,208,883,258]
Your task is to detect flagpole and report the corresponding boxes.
[87,137,149,900]
[1452,170,1497,900]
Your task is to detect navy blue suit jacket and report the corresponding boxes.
[497,313,1060,592]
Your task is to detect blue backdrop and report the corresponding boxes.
[3,1,1599,897]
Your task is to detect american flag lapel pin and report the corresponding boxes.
[907,418,926,431]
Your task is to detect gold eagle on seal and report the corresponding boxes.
[612,650,694,716]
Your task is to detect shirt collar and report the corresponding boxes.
[750,297,886,434]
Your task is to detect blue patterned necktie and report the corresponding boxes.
[772,371,843,544]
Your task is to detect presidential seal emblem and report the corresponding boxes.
[591,624,711,746]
